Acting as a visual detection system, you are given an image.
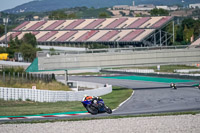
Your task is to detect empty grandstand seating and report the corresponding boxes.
[134,29,155,42]
[13,21,30,31]
[140,17,161,28]
[38,31,58,42]
[70,31,88,41]
[99,18,117,29]
[45,20,66,30]
[104,18,128,29]
[126,17,151,28]
[0,16,173,45]
[191,37,200,46]
[64,19,85,30]
[20,21,38,31]
[75,19,95,29]
[76,30,99,42]
[7,32,22,41]
[55,31,78,42]
[97,30,120,41]
[31,31,40,35]
[151,16,172,28]
[83,19,106,29]
[119,29,145,42]
[87,30,110,41]
[27,21,47,30]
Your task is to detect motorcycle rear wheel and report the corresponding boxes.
[86,105,98,115]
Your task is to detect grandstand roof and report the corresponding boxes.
[0,16,173,44]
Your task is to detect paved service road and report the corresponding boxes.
[62,76,200,115]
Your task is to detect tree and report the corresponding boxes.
[67,13,77,19]
[6,37,20,58]
[98,12,110,18]
[119,11,126,16]
[0,24,4,36]
[22,33,37,48]
[49,10,68,20]
[183,25,194,43]
[20,43,36,62]
[150,8,169,16]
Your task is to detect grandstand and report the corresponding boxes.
[0,16,173,47]
[191,37,200,47]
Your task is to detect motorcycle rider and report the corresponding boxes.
[82,95,102,107]
[83,95,101,101]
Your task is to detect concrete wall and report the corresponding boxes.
[38,48,200,70]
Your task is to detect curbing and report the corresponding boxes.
[0,112,89,121]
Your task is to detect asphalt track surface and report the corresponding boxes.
[67,75,200,114]
[1,75,200,122]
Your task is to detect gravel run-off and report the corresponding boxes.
[1,114,200,133]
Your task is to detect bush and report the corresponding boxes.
[2,67,25,74]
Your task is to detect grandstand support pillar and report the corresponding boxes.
[3,17,9,44]
[160,30,162,46]
[165,33,167,46]
[154,32,156,45]
[65,70,68,82]
[173,21,175,43]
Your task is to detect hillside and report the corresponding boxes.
[3,0,200,13]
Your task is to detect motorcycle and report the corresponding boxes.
[81,97,112,115]
[170,83,177,89]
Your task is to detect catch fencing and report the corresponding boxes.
[0,82,112,102]
[0,72,55,84]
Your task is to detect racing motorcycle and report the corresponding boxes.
[170,83,177,89]
[81,97,112,115]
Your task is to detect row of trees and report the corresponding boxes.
[48,7,111,20]
[164,18,200,45]
[0,33,41,62]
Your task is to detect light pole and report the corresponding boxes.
[3,17,9,44]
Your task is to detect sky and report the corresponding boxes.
[0,0,33,11]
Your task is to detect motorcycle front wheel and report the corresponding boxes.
[105,107,112,114]
[86,105,98,115]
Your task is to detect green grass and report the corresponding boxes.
[0,80,71,91]
[0,87,133,116]
[101,87,133,109]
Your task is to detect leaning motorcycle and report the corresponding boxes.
[81,98,112,115]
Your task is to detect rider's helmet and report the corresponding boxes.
[84,95,93,101]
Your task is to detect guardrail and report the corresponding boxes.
[106,69,154,73]
[37,45,194,57]
[0,82,112,102]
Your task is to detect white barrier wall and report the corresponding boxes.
[106,69,154,73]
[0,84,112,102]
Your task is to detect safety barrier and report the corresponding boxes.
[0,82,112,102]
[106,69,154,73]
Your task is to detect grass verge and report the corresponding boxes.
[0,80,71,91]
[0,86,133,116]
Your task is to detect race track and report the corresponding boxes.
[67,75,200,115]
[1,75,199,122]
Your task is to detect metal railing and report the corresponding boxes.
[37,45,195,57]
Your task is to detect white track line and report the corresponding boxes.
[112,90,135,112]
